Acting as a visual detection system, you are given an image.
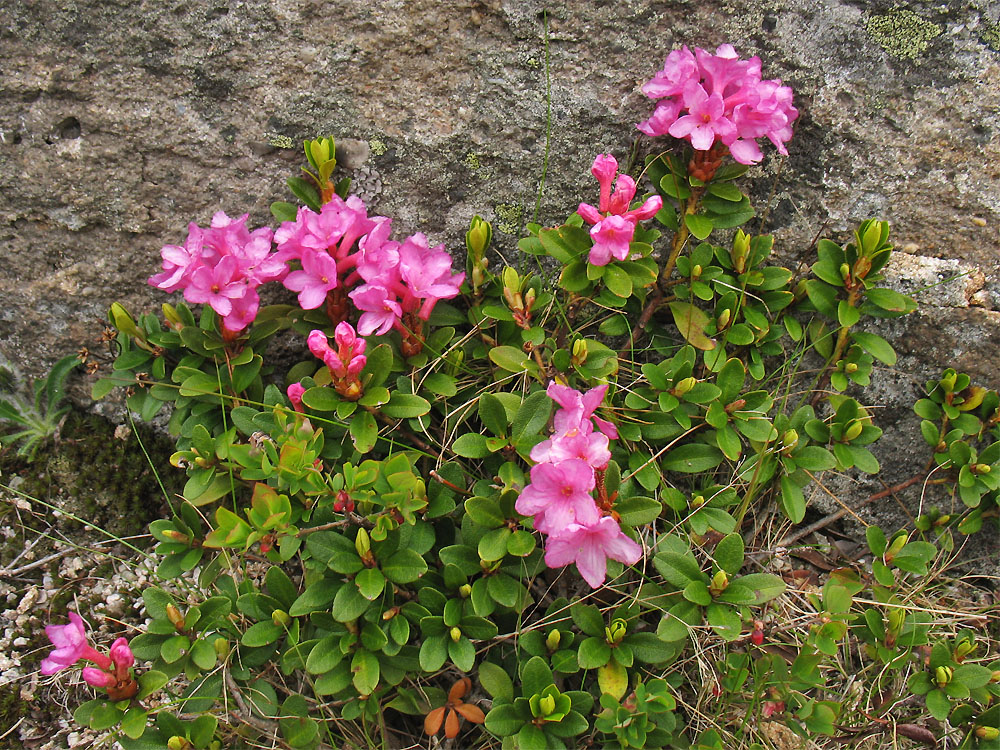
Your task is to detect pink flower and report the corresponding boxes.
[397,233,465,320]
[284,249,339,309]
[39,612,112,676]
[530,431,611,470]
[637,44,797,165]
[287,383,306,412]
[515,459,600,534]
[108,637,134,670]
[547,382,618,439]
[543,516,643,588]
[350,284,403,336]
[81,667,116,688]
[577,154,662,267]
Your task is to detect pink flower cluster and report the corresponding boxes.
[516,382,642,588]
[149,212,285,333]
[637,44,798,165]
[274,197,465,338]
[40,612,136,694]
[305,323,367,400]
[578,154,662,266]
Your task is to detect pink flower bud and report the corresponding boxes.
[109,638,134,670]
[287,383,306,412]
[307,329,332,360]
[81,667,116,688]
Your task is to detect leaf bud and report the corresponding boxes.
[466,215,493,259]
[887,607,906,637]
[449,627,462,643]
[709,569,729,597]
[571,339,588,365]
[974,726,999,741]
[843,420,864,441]
[538,694,556,717]
[355,527,372,560]
[673,376,697,397]
[605,619,627,645]
[852,256,872,280]
[884,532,909,564]
[844,362,859,374]
[166,604,186,631]
[717,308,732,330]
[973,463,992,475]
[272,609,291,628]
[782,429,799,450]
[213,637,229,658]
[502,267,520,294]
[691,264,703,278]
[731,229,750,274]
[109,302,143,339]
[545,629,561,651]
[934,666,953,688]
[954,638,976,663]
[990,670,1000,683]
[690,494,706,508]
[458,584,472,599]
[167,737,193,750]
[839,263,851,282]
[523,287,537,313]
[940,369,958,393]
[161,303,184,330]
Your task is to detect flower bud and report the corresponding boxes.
[449,627,463,643]
[750,621,765,646]
[782,430,799,451]
[690,494,706,508]
[161,303,184,330]
[973,463,992,475]
[502,267,520,293]
[844,362,859,373]
[458,584,472,599]
[884,532,909,564]
[839,263,851,281]
[213,637,229,658]
[545,630,561,651]
[466,216,492,260]
[166,604,185,631]
[691,264,703,278]
[843,420,864,441]
[673,377,697,397]
[167,737,193,750]
[717,308,732,330]
[571,339,588,366]
[523,287,537,313]
[110,302,143,339]
[272,610,291,628]
[935,666,953,688]
[709,569,729,596]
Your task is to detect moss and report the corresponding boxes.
[464,152,482,171]
[0,682,30,747]
[494,202,524,234]
[368,138,387,157]
[865,8,941,60]
[981,20,1000,52]
[0,410,179,538]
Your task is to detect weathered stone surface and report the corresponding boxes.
[2,0,997,384]
[1,2,998,547]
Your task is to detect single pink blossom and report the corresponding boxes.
[547,382,618,439]
[285,249,340,309]
[667,81,736,151]
[350,284,403,336]
[530,431,611,470]
[588,215,637,266]
[397,233,465,320]
[39,612,111,675]
[543,516,643,588]
[81,667,116,688]
[641,46,699,100]
[515,459,600,534]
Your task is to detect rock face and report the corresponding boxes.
[1,3,998,500]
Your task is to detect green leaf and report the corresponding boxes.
[706,603,742,641]
[453,433,492,458]
[300,386,339,412]
[924,688,951,722]
[351,649,380,695]
[355,568,386,600]
[661,444,724,473]
[851,331,897,366]
[349,410,378,453]
[381,549,428,584]
[521,656,554,697]
[571,603,605,637]
[419,634,448,672]
[577,636,612,669]
[714,534,745,575]
[668,302,717,351]
[485,703,526,737]
[242,621,283,647]
[511,390,553,441]
[331,583,371,622]
[449,636,476,672]
[780,475,806,523]
[685,214,714,240]
[479,393,509,436]
[653,550,706,588]
[422,373,457,397]
[614,496,662,526]
[381,393,431,419]
[489,345,531,373]
[479,661,515,702]
[683,580,712,606]
[735,573,786,604]
[604,264,633,298]
[837,300,860,328]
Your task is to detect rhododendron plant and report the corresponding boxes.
[40,612,137,700]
